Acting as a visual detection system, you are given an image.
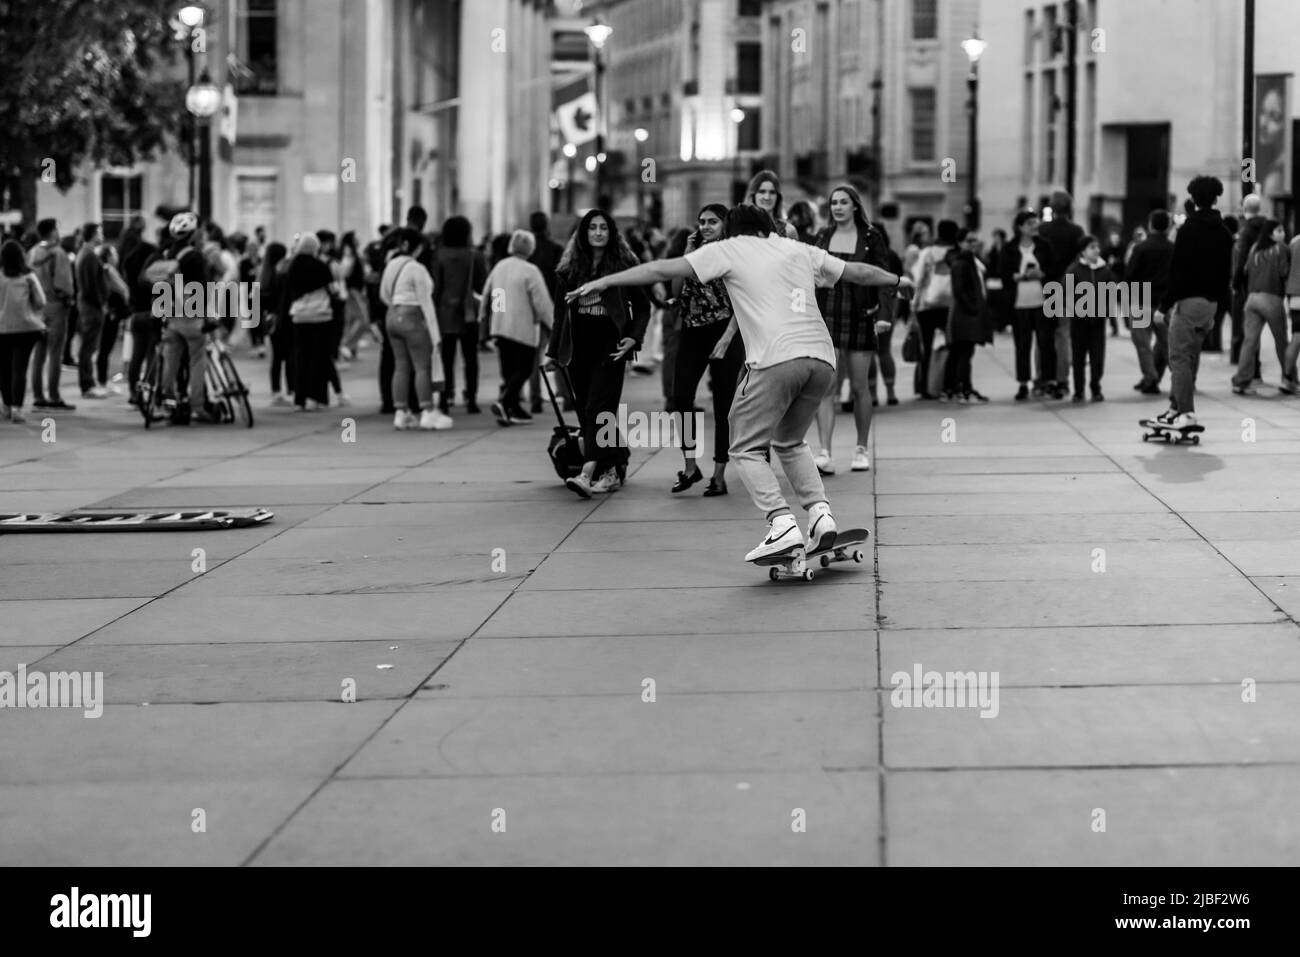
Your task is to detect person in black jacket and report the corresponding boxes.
[943,229,993,402]
[547,209,651,498]
[1126,209,1174,394]
[123,227,161,404]
[280,233,336,410]
[1038,191,1084,390]
[1153,176,1233,430]
[1000,210,1058,399]
[528,211,566,413]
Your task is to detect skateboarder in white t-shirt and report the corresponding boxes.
[566,206,912,561]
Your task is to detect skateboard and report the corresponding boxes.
[0,508,274,533]
[749,528,869,582]
[1139,419,1205,445]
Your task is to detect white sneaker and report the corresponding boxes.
[304,399,322,411]
[851,446,870,471]
[1168,412,1198,429]
[590,469,620,493]
[334,392,351,407]
[420,409,453,431]
[806,502,838,552]
[814,449,835,475]
[393,410,415,430]
[744,513,803,562]
[565,472,594,499]
[270,394,291,407]
[82,386,110,399]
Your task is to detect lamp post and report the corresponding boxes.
[562,142,578,214]
[869,70,883,212]
[730,107,746,205]
[584,17,612,211]
[634,127,648,224]
[176,5,205,210]
[961,33,988,230]
[186,68,222,222]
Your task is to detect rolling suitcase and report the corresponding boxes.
[540,361,585,479]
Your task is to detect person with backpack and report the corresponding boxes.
[152,212,216,423]
[911,219,958,399]
[27,219,76,411]
[379,227,453,431]
[0,239,48,423]
[123,228,162,404]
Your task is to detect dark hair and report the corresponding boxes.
[1077,233,1099,254]
[1,239,29,277]
[1224,215,1240,236]
[745,169,785,219]
[871,221,893,249]
[490,232,511,263]
[1187,175,1223,210]
[228,232,248,255]
[666,227,693,258]
[936,219,960,245]
[155,226,170,247]
[1251,218,1282,256]
[206,221,226,247]
[1148,209,1171,232]
[827,184,871,235]
[406,205,428,230]
[37,218,57,239]
[315,229,336,247]
[440,215,472,248]
[788,199,817,231]
[698,203,729,225]
[81,222,100,242]
[258,241,288,288]
[339,231,359,255]
[529,210,549,234]
[1013,210,1039,233]
[726,204,775,238]
[390,227,424,254]
[556,209,639,282]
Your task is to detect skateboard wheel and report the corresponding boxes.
[1191,435,1200,445]
[820,554,831,568]
[1142,433,1149,442]
[801,570,814,582]
[768,567,780,581]
[852,550,865,563]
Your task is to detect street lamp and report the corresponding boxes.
[584,16,612,210]
[177,4,204,27]
[730,108,746,206]
[186,68,221,222]
[961,33,988,230]
[175,5,206,211]
[634,128,648,224]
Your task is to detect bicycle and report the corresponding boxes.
[135,323,253,428]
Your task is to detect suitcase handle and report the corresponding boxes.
[539,360,577,430]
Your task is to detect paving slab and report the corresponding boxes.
[877,490,1163,516]
[875,512,1199,546]
[81,593,506,645]
[0,598,152,647]
[522,548,867,590]
[243,523,574,559]
[90,484,376,507]
[421,632,873,697]
[556,519,757,553]
[252,771,879,866]
[340,692,877,778]
[0,560,214,600]
[878,541,1231,582]
[886,766,1300,866]
[882,684,1300,768]
[300,501,593,527]
[1182,511,1300,541]
[149,467,405,487]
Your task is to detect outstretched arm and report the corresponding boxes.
[563,259,697,301]
[839,261,914,292]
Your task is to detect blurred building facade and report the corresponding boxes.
[32,0,555,244]
[979,0,1300,239]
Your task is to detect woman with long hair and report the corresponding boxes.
[912,218,959,398]
[787,199,819,244]
[869,220,904,407]
[337,231,371,358]
[668,203,745,497]
[432,215,488,414]
[260,241,292,405]
[0,238,46,422]
[811,185,894,474]
[380,228,453,430]
[1232,219,1290,395]
[744,170,799,239]
[547,209,651,498]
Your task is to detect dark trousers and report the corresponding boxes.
[1071,318,1107,394]
[913,308,947,396]
[96,309,123,385]
[496,337,535,412]
[76,302,104,393]
[943,339,976,395]
[270,318,295,394]
[126,311,161,394]
[568,317,630,473]
[292,321,332,406]
[0,331,42,408]
[1012,307,1040,383]
[1034,313,1058,387]
[440,326,480,405]
[672,321,745,464]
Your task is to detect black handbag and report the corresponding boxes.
[901,319,922,362]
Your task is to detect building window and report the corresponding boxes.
[911,0,937,41]
[1044,71,1058,182]
[736,42,761,94]
[235,172,277,238]
[738,0,762,15]
[234,0,278,96]
[625,99,637,118]
[909,88,936,161]
[738,107,761,151]
[99,171,142,240]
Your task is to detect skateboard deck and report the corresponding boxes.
[0,508,274,533]
[1139,419,1204,445]
[750,528,869,582]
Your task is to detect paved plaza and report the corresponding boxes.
[2,333,1299,866]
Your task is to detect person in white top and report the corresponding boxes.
[477,229,553,426]
[379,228,452,431]
[567,205,912,561]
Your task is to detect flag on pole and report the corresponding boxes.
[219,83,238,146]
[554,74,598,146]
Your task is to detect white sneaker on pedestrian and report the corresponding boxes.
[744,513,803,562]
[851,446,870,471]
[565,472,595,499]
[393,410,415,430]
[590,469,620,493]
[806,502,838,552]
[82,386,109,399]
[420,409,453,431]
[10,408,26,424]
[814,449,835,475]
[334,392,351,407]
[304,399,322,411]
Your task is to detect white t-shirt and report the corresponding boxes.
[685,234,843,369]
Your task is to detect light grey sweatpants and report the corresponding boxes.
[728,357,835,518]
